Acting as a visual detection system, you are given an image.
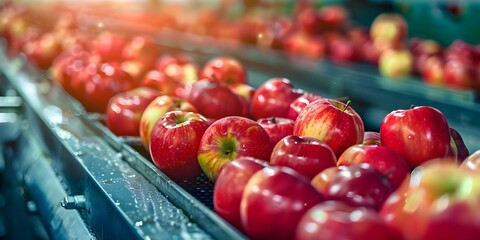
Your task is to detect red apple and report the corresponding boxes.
[240,166,324,240]
[121,35,159,68]
[256,117,295,147]
[186,79,244,120]
[90,31,127,62]
[380,106,452,167]
[311,166,340,195]
[140,69,181,96]
[421,55,445,86]
[296,201,403,240]
[23,32,63,69]
[82,62,138,113]
[139,95,197,149]
[197,116,272,180]
[444,59,477,90]
[328,37,357,63]
[380,160,480,240]
[324,164,395,211]
[256,16,293,50]
[150,110,209,182]
[251,78,304,120]
[294,99,364,158]
[105,87,161,136]
[363,131,381,145]
[213,157,269,230]
[287,93,323,121]
[337,144,410,189]
[270,135,337,180]
[156,54,199,85]
[296,7,323,35]
[318,5,348,31]
[200,57,247,85]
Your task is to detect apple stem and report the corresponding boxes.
[410,104,415,109]
[343,100,351,112]
[271,117,276,124]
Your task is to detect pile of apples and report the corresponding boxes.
[3,4,480,240]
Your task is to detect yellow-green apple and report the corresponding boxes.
[256,117,295,147]
[139,95,197,149]
[460,150,480,171]
[140,69,181,96]
[337,144,410,189]
[213,157,270,230]
[293,98,364,158]
[186,79,244,120]
[251,78,304,120]
[200,56,247,85]
[270,135,337,180]
[296,201,403,240]
[363,131,381,145]
[379,48,413,79]
[287,93,323,121]
[323,164,395,211]
[156,54,199,85]
[380,160,480,240]
[150,110,209,182]
[370,13,407,48]
[105,87,161,136]
[197,116,272,180]
[240,166,324,240]
[311,166,340,195]
[380,106,452,168]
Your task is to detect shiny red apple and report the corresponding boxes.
[139,95,197,149]
[287,93,323,121]
[240,166,324,240]
[256,117,294,147]
[294,99,364,158]
[105,87,161,136]
[337,144,410,189]
[324,164,395,211]
[380,106,452,167]
[296,201,403,240]
[251,78,304,120]
[213,157,269,230]
[186,79,244,120]
[270,135,337,180]
[200,56,247,85]
[150,110,209,182]
[197,116,272,180]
